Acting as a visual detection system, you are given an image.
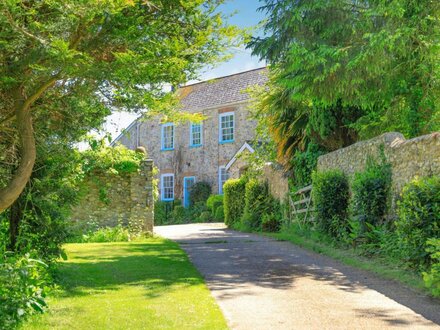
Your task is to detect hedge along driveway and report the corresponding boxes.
[21,239,228,330]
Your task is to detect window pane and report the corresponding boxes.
[220,114,234,142]
[162,175,174,200]
[163,125,174,149]
[191,123,202,146]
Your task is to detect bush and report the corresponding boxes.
[224,178,246,227]
[396,176,440,268]
[312,170,349,239]
[261,201,282,233]
[423,238,440,297]
[189,182,211,205]
[351,158,391,228]
[172,206,187,224]
[0,253,49,329]
[199,211,212,222]
[214,205,225,221]
[206,195,224,215]
[241,180,271,230]
[79,225,131,243]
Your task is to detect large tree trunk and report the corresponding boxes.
[0,77,57,213]
[0,97,36,213]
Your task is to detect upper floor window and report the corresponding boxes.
[218,166,230,194]
[161,174,174,201]
[190,123,202,147]
[219,112,234,143]
[161,123,174,150]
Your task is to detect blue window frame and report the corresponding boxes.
[190,123,202,147]
[161,123,174,150]
[161,174,174,201]
[219,112,234,143]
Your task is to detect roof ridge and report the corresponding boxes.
[182,66,267,88]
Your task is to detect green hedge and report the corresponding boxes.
[223,178,246,227]
[206,195,224,216]
[241,179,271,230]
[423,238,440,297]
[214,205,225,222]
[396,176,440,268]
[312,170,349,239]
[351,159,391,231]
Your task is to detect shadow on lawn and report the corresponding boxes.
[55,242,203,299]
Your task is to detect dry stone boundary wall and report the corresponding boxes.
[70,159,155,232]
[317,132,440,209]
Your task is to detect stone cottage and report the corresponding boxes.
[112,67,268,206]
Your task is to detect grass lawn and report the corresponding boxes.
[22,238,227,330]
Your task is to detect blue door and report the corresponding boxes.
[183,177,195,208]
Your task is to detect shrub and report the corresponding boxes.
[206,195,224,215]
[241,180,271,230]
[199,211,212,222]
[0,253,49,329]
[351,158,391,229]
[224,178,246,227]
[187,201,209,222]
[423,238,440,297]
[396,176,440,267]
[261,201,282,233]
[172,206,187,224]
[189,182,212,205]
[312,170,349,239]
[80,225,131,243]
[214,205,225,221]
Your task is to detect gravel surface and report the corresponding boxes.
[155,223,440,330]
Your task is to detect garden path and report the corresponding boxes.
[155,223,440,330]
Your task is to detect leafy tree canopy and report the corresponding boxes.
[250,0,440,138]
[0,0,240,212]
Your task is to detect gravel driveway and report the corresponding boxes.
[155,223,440,330]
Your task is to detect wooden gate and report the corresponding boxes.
[288,185,314,226]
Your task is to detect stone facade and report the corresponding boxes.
[262,163,290,201]
[70,160,154,232]
[114,68,267,200]
[317,132,440,206]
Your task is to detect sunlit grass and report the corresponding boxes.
[22,239,227,330]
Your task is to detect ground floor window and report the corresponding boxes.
[218,166,230,194]
[161,174,174,201]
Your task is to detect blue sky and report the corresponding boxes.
[102,0,266,141]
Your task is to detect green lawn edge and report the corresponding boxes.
[21,237,228,330]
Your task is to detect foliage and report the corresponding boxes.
[75,225,131,243]
[214,206,225,222]
[7,143,83,263]
[312,170,350,239]
[291,143,326,188]
[189,182,212,205]
[171,206,187,224]
[21,240,228,329]
[423,239,440,297]
[0,252,48,329]
[396,176,440,268]
[0,0,240,212]
[207,194,224,216]
[249,0,440,139]
[223,178,246,227]
[350,154,392,235]
[241,180,267,230]
[199,211,212,223]
[261,201,282,233]
[154,200,177,226]
[81,142,144,176]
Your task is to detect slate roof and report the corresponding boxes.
[179,67,267,111]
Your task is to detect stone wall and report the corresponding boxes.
[262,163,289,201]
[70,160,155,232]
[317,132,440,204]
